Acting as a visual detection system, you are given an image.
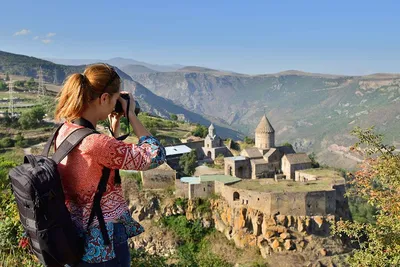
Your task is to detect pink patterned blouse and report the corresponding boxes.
[56,122,166,263]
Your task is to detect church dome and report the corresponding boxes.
[256,115,275,134]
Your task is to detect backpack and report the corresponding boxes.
[9,123,112,267]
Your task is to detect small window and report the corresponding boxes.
[203,188,206,192]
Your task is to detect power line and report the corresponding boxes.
[38,67,45,96]
[8,79,14,117]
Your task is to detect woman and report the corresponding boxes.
[54,63,166,266]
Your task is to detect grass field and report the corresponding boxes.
[231,173,345,193]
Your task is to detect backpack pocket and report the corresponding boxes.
[38,225,84,266]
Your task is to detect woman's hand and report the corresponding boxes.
[108,111,123,137]
[118,91,137,117]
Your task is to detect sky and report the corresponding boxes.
[1,0,400,75]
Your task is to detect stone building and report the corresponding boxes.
[201,124,232,160]
[224,115,301,179]
[282,153,312,180]
[141,163,176,189]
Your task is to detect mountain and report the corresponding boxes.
[0,50,131,84]
[131,71,400,169]
[44,57,184,72]
[123,80,242,139]
[0,50,240,138]
[121,64,158,76]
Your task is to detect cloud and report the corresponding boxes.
[33,36,39,40]
[41,39,52,44]
[14,29,31,36]
[46,32,56,37]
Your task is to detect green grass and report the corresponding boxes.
[230,176,344,193]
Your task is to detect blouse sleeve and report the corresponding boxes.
[90,134,166,171]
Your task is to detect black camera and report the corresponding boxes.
[115,93,140,115]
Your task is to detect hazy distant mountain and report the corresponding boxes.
[44,57,184,72]
[121,64,158,76]
[131,70,400,169]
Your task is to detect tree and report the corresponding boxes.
[308,152,320,168]
[179,150,197,176]
[18,106,45,129]
[333,127,400,266]
[170,113,178,121]
[26,77,36,89]
[281,142,293,149]
[243,136,255,144]
[5,73,10,81]
[191,124,208,138]
[0,80,7,91]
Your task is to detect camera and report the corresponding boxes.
[114,93,140,115]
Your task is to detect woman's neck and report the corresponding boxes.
[80,110,98,128]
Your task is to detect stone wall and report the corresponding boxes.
[224,158,251,179]
[141,164,176,189]
[251,161,279,179]
[184,141,205,159]
[295,171,318,182]
[189,181,215,199]
[217,184,338,216]
[175,179,189,198]
[202,146,231,160]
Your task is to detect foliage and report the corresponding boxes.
[308,152,320,168]
[38,96,56,118]
[174,197,188,209]
[0,137,14,148]
[281,142,293,149]
[191,124,208,138]
[179,150,197,176]
[5,73,10,81]
[170,113,178,121]
[332,127,400,266]
[160,215,231,267]
[348,197,377,224]
[130,248,169,267]
[18,106,45,129]
[192,198,211,214]
[0,79,7,90]
[0,156,41,266]
[14,133,28,148]
[160,215,210,244]
[243,136,255,145]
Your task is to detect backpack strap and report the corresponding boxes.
[51,127,97,164]
[86,168,111,245]
[42,123,64,157]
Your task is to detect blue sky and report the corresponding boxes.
[1,0,399,75]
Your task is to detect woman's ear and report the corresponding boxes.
[99,93,110,105]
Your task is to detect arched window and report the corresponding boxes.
[233,191,240,201]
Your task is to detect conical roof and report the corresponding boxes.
[256,115,275,133]
[209,123,215,129]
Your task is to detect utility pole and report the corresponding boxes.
[8,80,14,117]
[38,67,45,96]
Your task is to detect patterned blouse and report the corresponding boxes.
[56,122,166,263]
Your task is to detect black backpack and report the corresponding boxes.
[9,123,112,267]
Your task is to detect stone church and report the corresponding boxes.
[224,115,312,179]
[201,123,232,160]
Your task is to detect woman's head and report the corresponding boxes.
[55,63,121,122]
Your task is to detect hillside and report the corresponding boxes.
[0,51,241,139]
[0,50,131,85]
[121,64,158,75]
[131,71,400,169]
